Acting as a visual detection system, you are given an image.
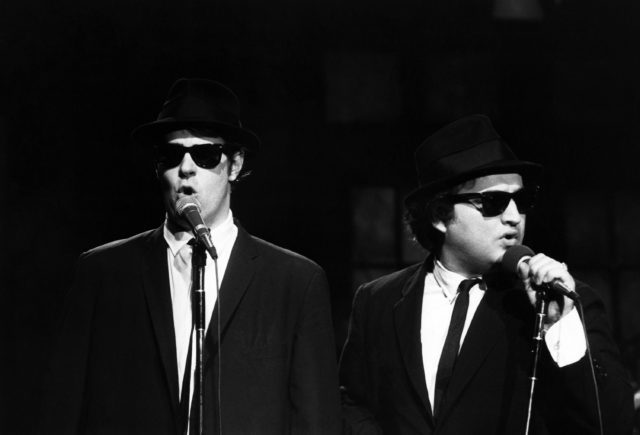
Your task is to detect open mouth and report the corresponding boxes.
[177,186,196,196]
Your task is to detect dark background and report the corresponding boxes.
[2,0,640,432]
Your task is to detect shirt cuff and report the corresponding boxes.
[544,308,587,367]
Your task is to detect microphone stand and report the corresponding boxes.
[524,286,549,435]
[191,241,207,435]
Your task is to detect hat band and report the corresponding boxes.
[418,139,516,185]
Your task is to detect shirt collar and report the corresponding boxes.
[432,258,483,299]
[163,210,235,257]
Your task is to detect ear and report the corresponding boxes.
[431,201,453,235]
[432,219,447,235]
[228,151,245,181]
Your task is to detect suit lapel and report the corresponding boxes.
[393,260,434,425]
[141,226,181,417]
[204,225,258,365]
[437,283,504,422]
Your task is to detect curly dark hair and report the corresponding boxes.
[404,179,477,252]
[404,197,453,253]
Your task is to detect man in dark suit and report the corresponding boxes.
[37,78,341,434]
[339,115,634,434]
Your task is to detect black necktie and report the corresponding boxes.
[434,278,480,417]
[179,326,194,434]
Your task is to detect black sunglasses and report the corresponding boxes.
[155,143,226,169]
[441,188,538,217]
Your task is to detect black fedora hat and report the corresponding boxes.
[405,114,542,205]
[132,78,260,152]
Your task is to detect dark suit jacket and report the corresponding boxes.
[339,261,634,435]
[37,225,341,434]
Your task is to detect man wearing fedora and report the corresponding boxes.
[37,78,341,434]
[339,115,633,434]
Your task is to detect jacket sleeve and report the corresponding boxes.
[339,285,384,435]
[34,253,98,434]
[289,267,341,434]
[538,281,635,435]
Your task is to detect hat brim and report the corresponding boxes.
[132,119,261,152]
[404,160,543,206]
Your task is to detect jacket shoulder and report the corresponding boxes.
[79,228,159,263]
[358,262,423,298]
[249,234,324,274]
[344,263,425,333]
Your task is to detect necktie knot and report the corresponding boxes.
[174,239,197,290]
[175,239,196,265]
[457,278,481,295]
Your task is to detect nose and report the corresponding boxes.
[501,198,522,225]
[178,151,197,178]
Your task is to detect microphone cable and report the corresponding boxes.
[213,256,223,435]
[574,298,604,435]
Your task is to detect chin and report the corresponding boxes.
[486,251,505,268]
[166,215,191,233]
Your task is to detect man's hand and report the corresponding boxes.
[517,253,576,326]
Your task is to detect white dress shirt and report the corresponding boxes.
[420,259,586,412]
[163,210,238,405]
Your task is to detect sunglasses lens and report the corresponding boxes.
[190,146,223,169]
[481,190,536,217]
[155,144,223,169]
[480,192,512,217]
[514,189,536,213]
[155,145,185,168]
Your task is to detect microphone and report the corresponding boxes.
[502,245,579,301]
[175,197,218,260]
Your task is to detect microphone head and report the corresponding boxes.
[175,196,202,216]
[501,245,535,274]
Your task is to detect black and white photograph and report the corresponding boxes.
[2,0,639,434]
